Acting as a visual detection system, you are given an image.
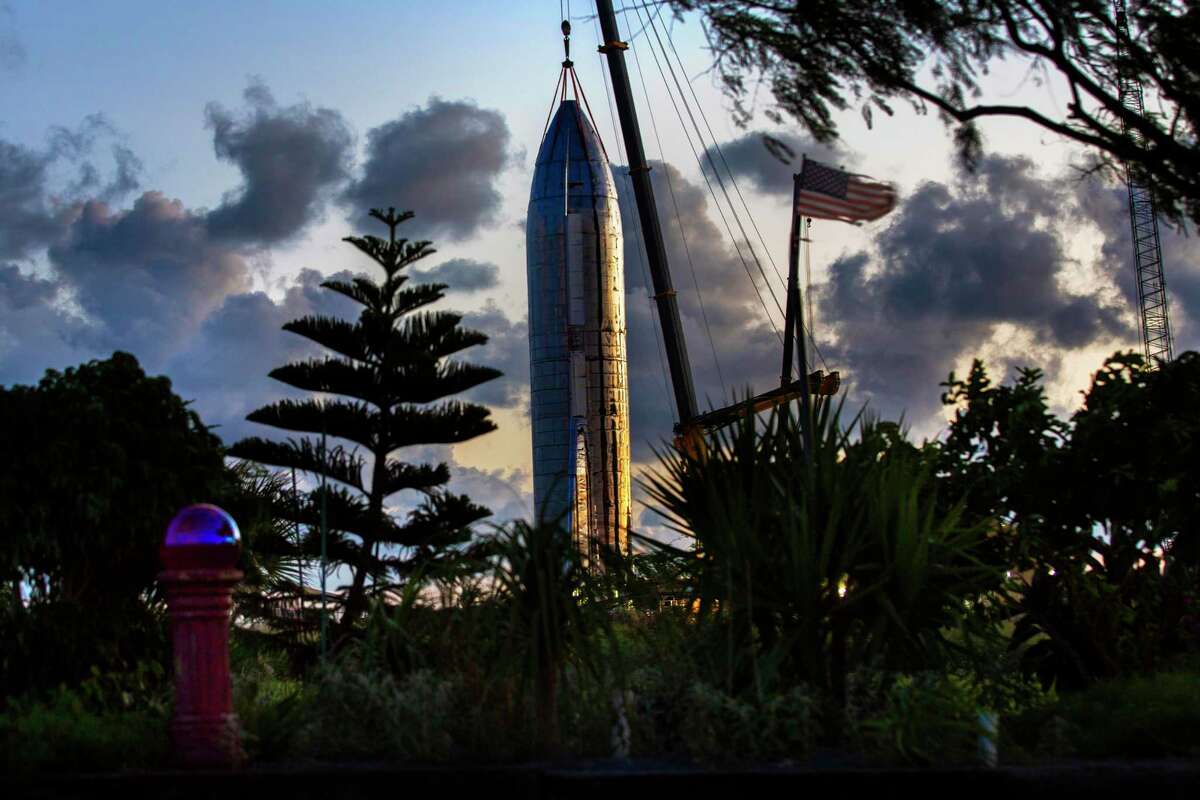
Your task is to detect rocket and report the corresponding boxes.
[526,97,631,561]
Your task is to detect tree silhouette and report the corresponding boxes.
[230,208,501,638]
[0,351,227,693]
[670,0,1200,225]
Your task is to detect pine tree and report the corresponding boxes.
[229,208,501,637]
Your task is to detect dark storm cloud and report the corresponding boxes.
[819,155,1132,425]
[0,139,64,259]
[702,131,847,196]
[0,261,100,386]
[341,98,511,241]
[1167,258,1200,353]
[0,262,56,308]
[167,269,362,442]
[48,192,252,362]
[616,161,785,460]
[413,257,499,293]
[460,300,529,409]
[205,82,354,245]
[1,117,145,260]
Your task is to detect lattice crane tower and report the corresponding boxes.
[1113,0,1173,365]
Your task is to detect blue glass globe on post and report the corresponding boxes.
[161,503,241,570]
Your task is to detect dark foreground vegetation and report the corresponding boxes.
[1,348,1196,774]
[1,209,1197,773]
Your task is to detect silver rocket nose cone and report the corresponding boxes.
[531,100,612,211]
[526,97,631,560]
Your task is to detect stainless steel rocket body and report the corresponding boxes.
[526,99,631,559]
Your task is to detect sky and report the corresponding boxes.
[2,0,1198,536]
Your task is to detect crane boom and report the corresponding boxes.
[595,0,699,424]
[1113,0,1173,365]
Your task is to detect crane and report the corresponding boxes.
[1113,0,1174,365]
[593,0,837,458]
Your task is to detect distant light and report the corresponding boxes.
[165,504,241,547]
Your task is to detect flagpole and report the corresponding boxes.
[787,165,815,463]
[781,160,802,387]
[797,215,815,464]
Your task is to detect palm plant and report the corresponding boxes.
[218,462,316,649]
[640,398,1001,722]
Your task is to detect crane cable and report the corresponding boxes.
[628,1,784,344]
[624,9,727,395]
[659,21,786,296]
[638,4,786,324]
[648,3,832,372]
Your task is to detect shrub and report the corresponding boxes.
[0,663,171,774]
[231,651,307,762]
[852,672,984,766]
[296,663,457,762]
[641,399,1002,722]
[1056,670,1200,759]
[680,682,821,763]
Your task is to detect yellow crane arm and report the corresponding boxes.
[673,371,840,458]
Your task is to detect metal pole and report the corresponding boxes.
[291,466,304,642]
[781,169,802,386]
[319,420,328,660]
[790,172,815,462]
[595,0,698,424]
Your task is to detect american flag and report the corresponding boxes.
[794,157,896,224]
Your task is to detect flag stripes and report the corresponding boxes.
[794,158,896,224]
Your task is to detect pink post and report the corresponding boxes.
[160,504,246,768]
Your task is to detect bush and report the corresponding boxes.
[852,672,984,766]
[231,650,307,762]
[680,682,820,763]
[0,663,171,774]
[295,663,457,762]
[641,400,1002,720]
[0,599,169,707]
[1056,671,1200,759]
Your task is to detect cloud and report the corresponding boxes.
[0,263,100,385]
[48,192,252,363]
[205,82,354,245]
[44,115,144,204]
[169,270,528,443]
[460,300,529,409]
[616,160,785,460]
[702,130,847,196]
[166,269,361,442]
[412,257,499,293]
[0,262,56,309]
[818,155,1134,426]
[341,98,511,241]
[0,138,66,260]
[0,87,529,485]
[444,464,532,524]
[1,117,146,262]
